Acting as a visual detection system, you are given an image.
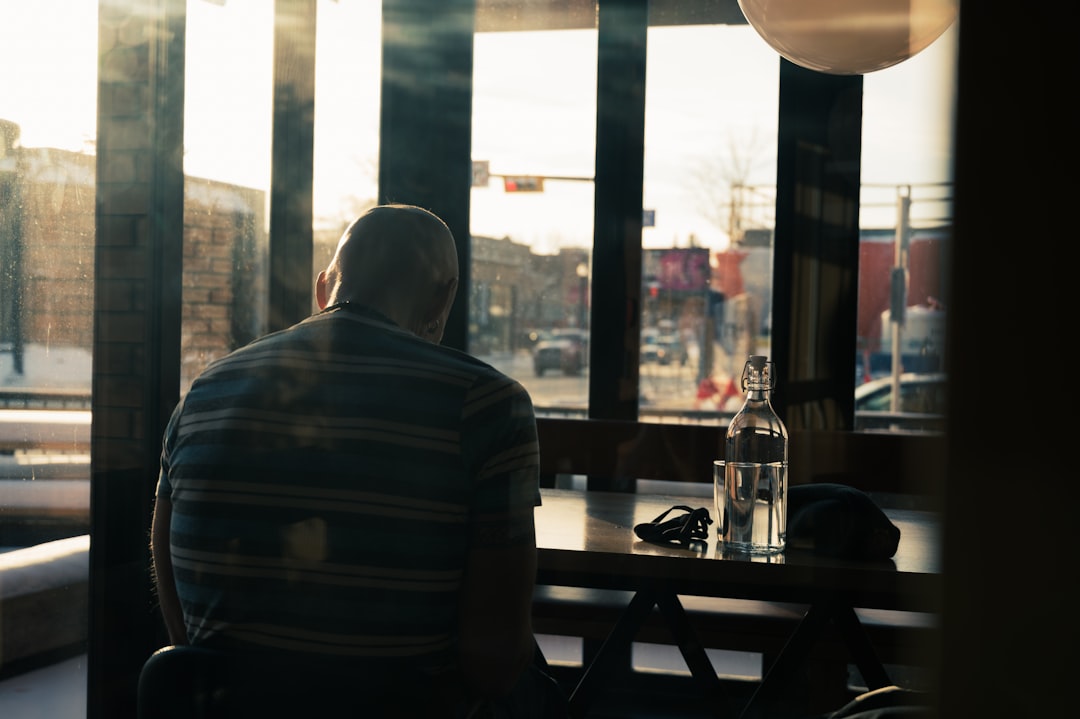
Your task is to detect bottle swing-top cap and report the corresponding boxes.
[742,355,775,391]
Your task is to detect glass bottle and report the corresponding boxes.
[719,355,788,554]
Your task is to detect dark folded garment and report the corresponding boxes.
[787,483,900,560]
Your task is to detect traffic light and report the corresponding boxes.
[503,176,544,192]
[890,267,907,324]
[472,160,490,187]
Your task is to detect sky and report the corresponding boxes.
[0,0,958,253]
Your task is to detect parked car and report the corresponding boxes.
[533,329,588,376]
[854,372,947,431]
[522,328,552,349]
[640,325,688,367]
[640,338,661,364]
[655,335,688,366]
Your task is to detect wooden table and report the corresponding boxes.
[534,488,942,718]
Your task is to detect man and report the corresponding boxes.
[151,204,559,715]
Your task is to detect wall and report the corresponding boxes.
[4,141,268,391]
[179,178,266,390]
[18,148,95,350]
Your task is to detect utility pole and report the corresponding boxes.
[0,119,24,375]
[889,185,911,412]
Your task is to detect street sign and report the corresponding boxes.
[472,160,490,187]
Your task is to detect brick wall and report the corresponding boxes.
[9,145,267,389]
[18,148,96,349]
[179,178,266,389]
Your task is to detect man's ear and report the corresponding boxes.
[315,271,329,310]
[433,277,458,319]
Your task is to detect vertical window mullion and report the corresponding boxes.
[379,0,475,351]
[771,60,862,431]
[590,0,648,423]
[91,0,186,714]
[268,0,316,331]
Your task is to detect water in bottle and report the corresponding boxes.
[718,355,788,555]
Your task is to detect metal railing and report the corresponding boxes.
[0,389,91,410]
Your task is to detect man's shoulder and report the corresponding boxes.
[192,318,527,398]
[434,345,525,388]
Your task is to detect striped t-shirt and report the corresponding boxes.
[157,304,541,674]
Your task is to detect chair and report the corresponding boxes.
[138,645,326,718]
[137,643,569,719]
[136,644,449,718]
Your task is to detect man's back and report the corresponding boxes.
[159,303,540,675]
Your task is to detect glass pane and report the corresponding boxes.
[856,22,957,433]
[182,0,274,392]
[183,0,382,392]
[0,0,95,684]
[641,23,779,422]
[470,29,597,418]
[0,0,96,545]
[313,0,381,297]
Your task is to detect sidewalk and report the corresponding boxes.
[1,344,92,391]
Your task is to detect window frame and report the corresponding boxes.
[85,1,948,715]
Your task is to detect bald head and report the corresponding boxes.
[316,204,459,342]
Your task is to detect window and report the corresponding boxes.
[0,5,959,539]
[312,0,382,299]
[641,23,779,419]
[182,0,274,390]
[0,0,96,679]
[0,0,96,525]
[469,6,955,431]
[857,22,956,431]
[180,0,384,391]
[0,3,961,709]
[470,28,597,415]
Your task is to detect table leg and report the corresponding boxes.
[737,599,895,719]
[654,591,726,705]
[566,589,730,718]
[737,601,833,719]
[833,605,892,690]
[568,589,657,717]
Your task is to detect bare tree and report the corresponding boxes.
[686,128,773,244]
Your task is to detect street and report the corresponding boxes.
[479,349,729,420]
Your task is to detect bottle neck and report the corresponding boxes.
[744,385,770,401]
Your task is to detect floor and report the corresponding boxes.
[0,652,751,712]
[0,651,725,719]
[0,646,757,719]
[0,642,916,719]
[0,654,87,719]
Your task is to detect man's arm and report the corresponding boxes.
[150,495,189,645]
[457,515,538,699]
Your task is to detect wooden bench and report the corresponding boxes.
[535,417,945,499]
[531,417,943,701]
[533,586,937,670]
[0,409,91,453]
[0,478,90,546]
[0,535,89,678]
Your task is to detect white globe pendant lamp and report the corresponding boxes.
[737,0,958,75]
